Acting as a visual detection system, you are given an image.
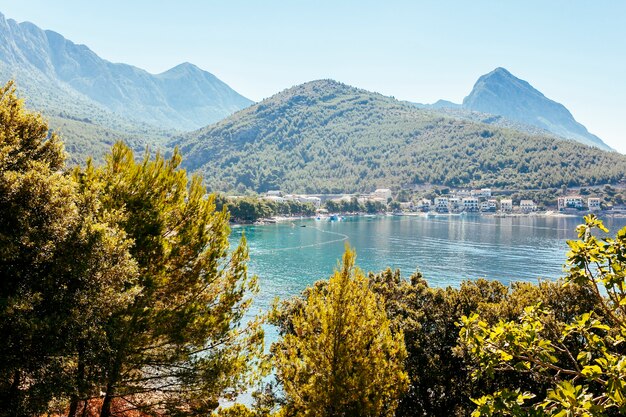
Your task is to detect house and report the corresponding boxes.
[519,200,537,212]
[449,197,462,213]
[434,197,449,213]
[266,190,283,197]
[480,199,497,212]
[417,199,432,212]
[500,199,513,212]
[372,188,392,201]
[587,198,601,211]
[264,195,284,203]
[470,188,492,198]
[297,195,321,208]
[462,197,480,212]
[557,196,583,211]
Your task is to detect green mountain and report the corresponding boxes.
[172,80,626,193]
[415,68,611,150]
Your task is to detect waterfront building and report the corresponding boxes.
[557,196,584,210]
[417,199,432,212]
[500,199,513,212]
[449,197,462,212]
[434,197,449,212]
[520,200,537,212]
[587,197,601,211]
[462,197,480,212]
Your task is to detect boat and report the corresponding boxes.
[329,214,339,221]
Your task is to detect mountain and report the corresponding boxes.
[409,68,611,151]
[0,11,252,131]
[172,80,626,193]
[461,67,611,150]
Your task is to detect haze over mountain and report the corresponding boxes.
[0,11,252,131]
[173,79,626,193]
[414,68,611,151]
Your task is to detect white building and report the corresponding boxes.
[587,198,601,211]
[519,200,537,212]
[264,195,284,203]
[558,196,583,211]
[463,197,480,212]
[480,199,498,212]
[500,199,513,212]
[434,197,449,212]
[470,188,492,198]
[417,199,432,212]
[372,188,392,201]
[266,190,282,197]
[449,197,462,212]
[297,195,321,208]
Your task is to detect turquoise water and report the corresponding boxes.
[231,214,626,342]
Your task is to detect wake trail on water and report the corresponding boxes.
[256,225,349,254]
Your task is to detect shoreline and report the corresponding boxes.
[231,210,625,226]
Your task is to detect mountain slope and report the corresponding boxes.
[0,11,252,131]
[173,80,626,193]
[462,67,610,150]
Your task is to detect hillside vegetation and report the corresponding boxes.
[174,80,626,194]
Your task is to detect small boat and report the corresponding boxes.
[329,214,339,221]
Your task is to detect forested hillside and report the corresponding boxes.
[174,80,626,193]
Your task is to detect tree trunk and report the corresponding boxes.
[8,370,21,417]
[69,343,86,417]
[67,397,79,417]
[100,384,115,417]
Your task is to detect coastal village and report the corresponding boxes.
[258,187,626,215]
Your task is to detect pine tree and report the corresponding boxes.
[272,247,408,417]
[75,143,264,417]
[0,81,136,416]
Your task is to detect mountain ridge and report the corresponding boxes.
[0,11,253,131]
[173,79,626,193]
[411,67,611,150]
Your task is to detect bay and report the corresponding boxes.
[231,214,626,344]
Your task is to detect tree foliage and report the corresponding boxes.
[363,267,599,417]
[0,81,263,417]
[0,81,137,416]
[460,215,626,416]
[270,247,408,417]
[74,143,264,416]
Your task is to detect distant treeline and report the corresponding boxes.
[215,195,317,223]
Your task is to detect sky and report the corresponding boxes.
[1,0,625,153]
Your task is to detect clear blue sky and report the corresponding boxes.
[2,0,625,153]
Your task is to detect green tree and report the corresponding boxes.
[460,215,626,416]
[75,143,264,417]
[271,247,408,417]
[0,81,136,416]
[365,267,600,417]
